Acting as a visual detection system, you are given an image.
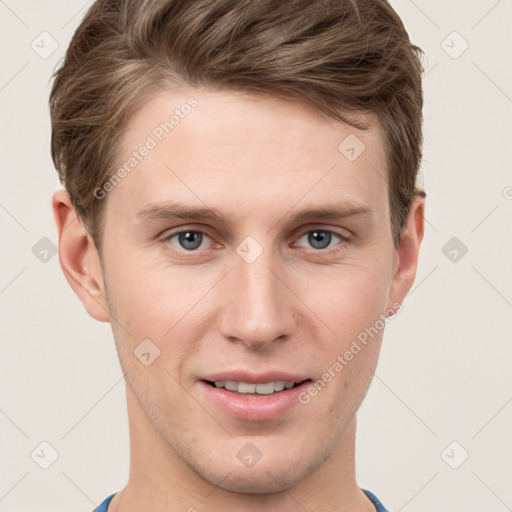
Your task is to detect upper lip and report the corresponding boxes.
[201,370,311,384]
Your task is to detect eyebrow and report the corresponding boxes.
[135,199,372,225]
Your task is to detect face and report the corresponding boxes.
[90,88,409,492]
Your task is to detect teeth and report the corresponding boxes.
[213,380,298,394]
[274,381,286,392]
[255,382,275,394]
[238,382,256,393]
[224,381,238,391]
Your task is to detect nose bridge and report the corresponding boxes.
[219,246,294,348]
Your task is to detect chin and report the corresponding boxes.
[215,465,306,494]
[189,450,320,495]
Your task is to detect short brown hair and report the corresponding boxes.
[50,0,425,251]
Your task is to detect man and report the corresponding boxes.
[50,0,426,510]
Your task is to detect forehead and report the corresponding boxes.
[106,88,388,225]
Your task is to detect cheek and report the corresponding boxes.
[104,256,200,330]
[305,261,392,343]
[103,240,393,357]
[297,263,390,404]
[103,257,218,377]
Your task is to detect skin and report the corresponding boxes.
[52,87,424,512]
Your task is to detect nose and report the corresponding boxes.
[218,250,296,350]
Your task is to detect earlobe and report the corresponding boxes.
[388,194,426,309]
[52,189,110,323]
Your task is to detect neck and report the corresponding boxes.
[108,384,375,512]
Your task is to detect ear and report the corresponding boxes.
[52,189,110,322]
[388,193,426,310]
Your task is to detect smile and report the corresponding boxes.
[199,379,312,421]
[206,380,302,394]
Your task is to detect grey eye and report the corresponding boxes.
[171,231,206,251]
[294,229,345,251]
[307,230,333,249]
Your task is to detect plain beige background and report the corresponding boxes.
[1,1,511,511]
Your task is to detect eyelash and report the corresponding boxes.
[161,227,348,254]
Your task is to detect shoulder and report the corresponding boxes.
[91,493,117,512]
[362,488,391,512]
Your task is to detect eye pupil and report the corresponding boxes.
[308,230,331,249]
[178,231,203,250]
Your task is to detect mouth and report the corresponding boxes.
[199,378,313,421]
[203,379,307,395]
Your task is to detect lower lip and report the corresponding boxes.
[199,380,311,421]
